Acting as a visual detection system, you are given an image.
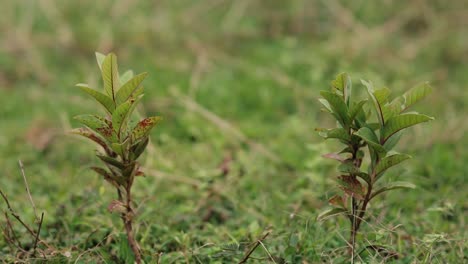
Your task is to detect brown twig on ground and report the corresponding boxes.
[238,230,272,264]
[0,189,37,238]
[2,212,26,252]
[0,161,51,259]
[32,212,44,257]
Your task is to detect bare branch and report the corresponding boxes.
[238,230,272,264]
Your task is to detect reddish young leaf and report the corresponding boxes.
[131,116,162,142]
[337,175,365,200]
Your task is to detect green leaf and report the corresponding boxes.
[356,172,371,185]
[318,98,332,112]
[354,127,386,154]
[111,140,129,157]
[362,80,390,126]
[91,166,119,189]
[77,84,115,113]
[370,181,416,200]
[115,72,148,105]
[382,99,401,122]
[331,73,352,105]
[125,95,144,121]
[112,100,134,138]
[383,131,402,151]
[338,147,354,154]
[400,82,432,111]
[122,162,137,178]
[375,153,411,180]
[91,166,110,176]
[96,154,126,170]
[349,99,367,122]
[320,91,350,127]
[382,113,434,142]
[130,137,149,160]
[131,116,162,142]
[120,70,134,85]
[338,161,361,175]
[373,88,391,106]
[101,53,120,101]
[337,161,371,184]
[95,52,106,70]
[317,128,350,142]
[317,207,348,221]
[70,128,113,155]
[74,115,116,142]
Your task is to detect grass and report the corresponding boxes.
[0,0,467,263]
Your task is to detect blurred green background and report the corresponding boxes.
[0,0,466,263]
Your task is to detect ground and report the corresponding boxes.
[0,0,466,263]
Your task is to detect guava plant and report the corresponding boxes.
[316,73,433,261]
[71,52,161,263]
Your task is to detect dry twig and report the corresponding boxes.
[238,230,272,264]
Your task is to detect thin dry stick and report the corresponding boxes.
[32,212,44,257]
[2,212,27,253]
[18,160,38,220]
[74,232,115,264]
[258,240,277,264]
[0,189,50,250]
[238,231,271,264]
[0,189,36,238]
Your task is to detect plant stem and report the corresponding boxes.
[348,145,362,261]
[122,187,142,264]
[349,198,357,263]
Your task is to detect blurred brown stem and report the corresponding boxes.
[122,184,141,264]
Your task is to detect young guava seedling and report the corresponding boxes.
[71,52,161,263]
[316,73,433,262]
